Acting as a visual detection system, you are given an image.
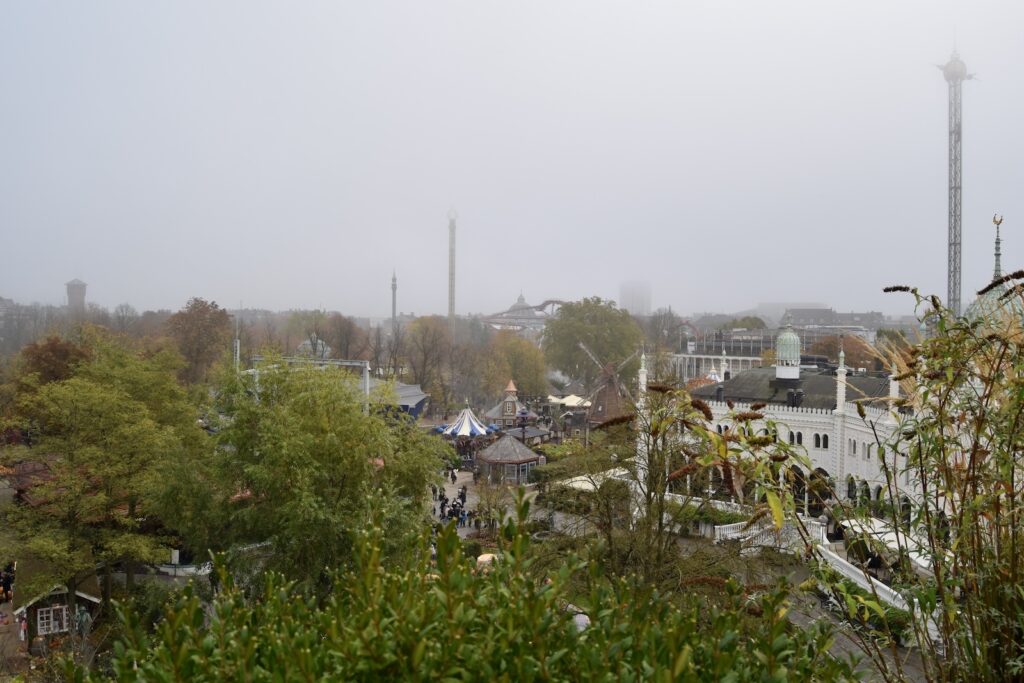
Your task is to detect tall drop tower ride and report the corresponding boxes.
[448,210,457,320]
[391,271,397,334]
[942,51,970,316]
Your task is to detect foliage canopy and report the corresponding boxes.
[86,508,856,682]
[543,297,643,391]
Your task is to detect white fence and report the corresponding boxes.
[660,492,940,641]
[664,492,746,514]
[815,546,909,611]
[713,520,757,542]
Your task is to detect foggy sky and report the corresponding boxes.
[3,1,1023,319]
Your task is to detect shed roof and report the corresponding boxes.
[12,556,101,614]
[366,378,429,411]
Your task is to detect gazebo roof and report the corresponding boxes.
[477,434,540,465]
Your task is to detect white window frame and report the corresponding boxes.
[37,605,69,635]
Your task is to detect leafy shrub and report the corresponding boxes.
[81,507,856,682]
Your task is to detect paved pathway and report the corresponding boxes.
[430,470,544,539]
[431,470,480,538]
[0,596,25,674]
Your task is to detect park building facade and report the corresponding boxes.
[690,325,904,515]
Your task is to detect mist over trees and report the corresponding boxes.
[2,284,1022,681]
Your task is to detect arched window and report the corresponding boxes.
[858,480,870,505]
[822,434,829,449]
[846,476,857,500]
[717,425,723,434]
[814,434,821,449]
[900,495,912,524]
[796,432,803,446]
[852,440,857,455]
[789,431,795,445]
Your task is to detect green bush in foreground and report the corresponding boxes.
[78,510,856,682]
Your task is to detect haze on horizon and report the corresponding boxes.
[2,1,1022,319]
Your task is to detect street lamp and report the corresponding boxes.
[517,407,529,443]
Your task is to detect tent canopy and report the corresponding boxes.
[548,394,591,408]
[442,408,489,437]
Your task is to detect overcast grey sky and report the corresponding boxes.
[2,1,1022,318]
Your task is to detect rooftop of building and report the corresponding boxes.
[477,434,540,464]
[691,366,891,411]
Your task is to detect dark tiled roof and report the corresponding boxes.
[483,398,537,421]
[691,366,890,410]
[783,308,886,327]
[366,379,429,411]
[477,434,540,465]
[501,426,551,441]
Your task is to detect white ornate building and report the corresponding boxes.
[690,325,903,512]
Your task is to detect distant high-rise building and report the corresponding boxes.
[619,281,651,317]
[66,279,87,316]
[391,271,398,333]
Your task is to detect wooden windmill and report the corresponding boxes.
[578,341,638,426]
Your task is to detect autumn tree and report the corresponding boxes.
[543,297,643,391]
[112,303,139,335]
[165,298,232,384]
[809,334,881,370]
[483,331,547,398]
[718,316,766,330]
[7,379,170,604]
[2,331,206,609]
[404,316,451,409]
[19,336,91,384]
[133,309,172,340]
[367,326,388,376]
[326,313,367,360]
[642,308,688,381]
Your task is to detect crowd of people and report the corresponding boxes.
[431,471,476,529]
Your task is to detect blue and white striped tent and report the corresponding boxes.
[442,408,489,437]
